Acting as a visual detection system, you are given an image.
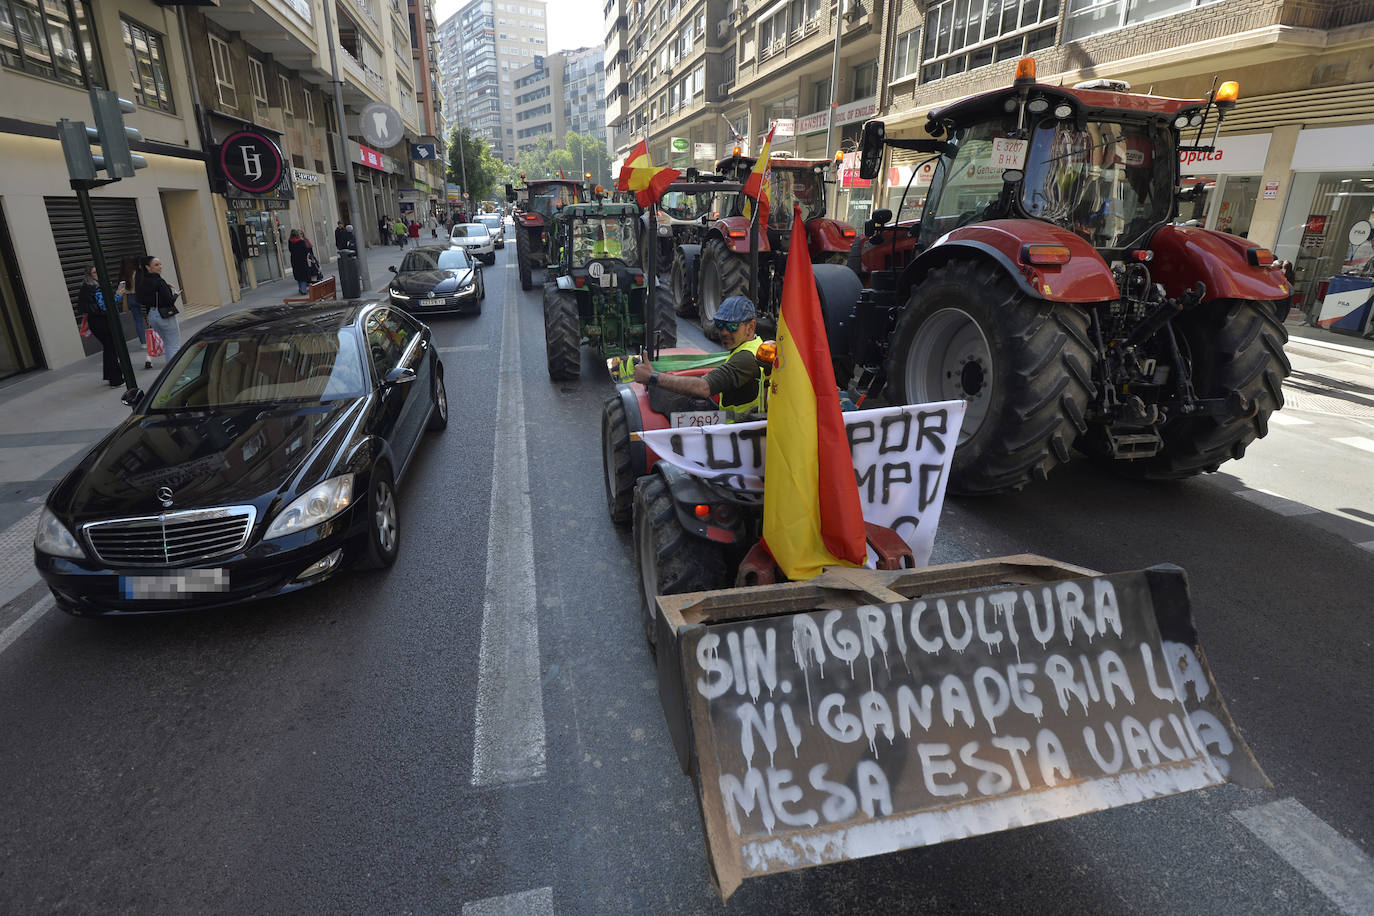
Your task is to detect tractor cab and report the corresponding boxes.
[560,204,641,275]
[713,154,831,230]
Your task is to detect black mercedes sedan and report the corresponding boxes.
[34,303,447,615]
[388,245,485,315]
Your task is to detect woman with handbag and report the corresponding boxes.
[77,266,123,387]
[137,255,182,366]
[117,257,152,369]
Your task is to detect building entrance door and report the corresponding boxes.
[0,203,41,380]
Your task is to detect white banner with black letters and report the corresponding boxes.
[637,401,965,567]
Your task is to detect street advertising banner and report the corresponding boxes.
[636,402,965,567]
[667,564,1268,899]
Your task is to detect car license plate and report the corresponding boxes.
[120,569,229,600]
[421,298,444,307]
[671,410,724,428]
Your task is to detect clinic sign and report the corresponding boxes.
[219,130,286,195]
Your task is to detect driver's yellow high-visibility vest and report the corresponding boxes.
[717,336,767,422]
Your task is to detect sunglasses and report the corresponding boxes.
[713,319,743,332]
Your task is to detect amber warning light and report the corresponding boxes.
[1015,57,1036,84]
[1215,80,1240,109]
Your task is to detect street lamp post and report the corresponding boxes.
[823,0,846,217]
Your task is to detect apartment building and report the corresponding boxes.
[869,0,1374,310]
[604,0,885,223]
[512,46,607,156]
[440,0,548,163]
[0,0,440,377]
[0,0,230,375]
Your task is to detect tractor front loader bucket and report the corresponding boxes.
[652,555,1267,901]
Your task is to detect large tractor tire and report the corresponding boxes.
[671,247,695,317]
[633,473,730,656]
[601,395,636,525]
[698,238,751,340]
[1107,299,1290,479]
[651,280,678,350]
[543,285,581,380]
[517,229,533,291]
[886,260,1095,495]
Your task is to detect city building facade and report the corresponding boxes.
[439,0,547,163]
[512,46,606,156]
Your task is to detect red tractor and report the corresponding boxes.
[823,59,1291,493]
[505,177,591,290]
[671,154,857,337]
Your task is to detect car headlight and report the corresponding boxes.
[264,474,354,540]
[390,287,410,300]
[35,505,84,559]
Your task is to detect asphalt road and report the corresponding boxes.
[0,242,1370,914]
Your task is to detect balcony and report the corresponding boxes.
[205,0,326,80]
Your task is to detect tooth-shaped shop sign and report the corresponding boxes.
[636,401,966,568]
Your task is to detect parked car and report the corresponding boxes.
[476,212,505,248]
[33,303,447,615]
[450,222,496,264]
[388,245,485,315]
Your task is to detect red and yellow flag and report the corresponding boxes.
[762,204,867,580]
[615,140,680,208]
[741,123,776,229]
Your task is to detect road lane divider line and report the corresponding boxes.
[438,345,490,353]
[1235,488,1322,517]
[1334,436,1374,454]
[1267,412,1312,426]
[0,595,54,657]
[461,887,553,915]
[1234,797,1374,916]
[471,256,547,787]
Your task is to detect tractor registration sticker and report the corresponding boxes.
[671,410,724,428]
[992,137,1028,170]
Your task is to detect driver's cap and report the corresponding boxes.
[716,296,756,322]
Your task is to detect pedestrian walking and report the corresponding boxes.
[426,213,439,239]
[408,219,421,247]
[378,215,390,246]
[342,224,357,251]
[77,265,124,387]
[117,256,151,369]
[137,255,182,366]
[392,217,407,248]
[288,229,312,294]
[335,219,350,252]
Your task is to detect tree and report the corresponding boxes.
[511,132,612,188]
[446,127,505,204]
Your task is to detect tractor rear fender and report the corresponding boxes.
[654,462,752,546]
[516,211,545,230]
[806,217,859,255]
[556,275,576,291]
[710,217,771,255]
[612,382,650,480]
[898,220,1119,305]
[1148,225,1291,302]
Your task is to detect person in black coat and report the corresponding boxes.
[78,266,123,387]
[288,229,311,294]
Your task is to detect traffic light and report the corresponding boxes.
[58,90,147,182]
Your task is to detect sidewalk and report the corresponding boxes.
[0,243,403,606]
[0,292,1369,609]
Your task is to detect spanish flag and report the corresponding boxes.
[616,140,680,208]
[762,205,867,580]
[741,123,776,229]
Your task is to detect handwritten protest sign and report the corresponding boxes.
[637,402,966,566]
[673,567,1264,899]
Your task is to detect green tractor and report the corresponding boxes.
[542,201,677,380]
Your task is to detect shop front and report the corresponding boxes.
[214,128,295,289]
[1176,133,1270,238]
[1274,124,1374,323]
[292,168,333,261]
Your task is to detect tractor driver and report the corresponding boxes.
[633,296,767,422]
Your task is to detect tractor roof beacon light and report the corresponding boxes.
[1209,80,1239,146]
[1014,56,1036,86]
[733,145,742,156]
[1012,57,1037,135]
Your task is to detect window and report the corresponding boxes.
[209,34,236,109]
[812,77,830,113]
[121,17,173,112]
[0,0,104,88]
[279,74,293,115]
[892,27,920,80]
[851,59,877,101]
[921,0,1058,82]
[1065,0,1220,42]
[249,57,268,106]
[303,89,315,125]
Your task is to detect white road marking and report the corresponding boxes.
[1334,436,1374,454]
[439,345,490,353]
[1234,798,1374,916]
[1235,488,1321,517]
[471,259,547,787]
[0,595,54,657]
[1358,540,1374,553]
[462,887,554,916]
[1268,412,1312,426]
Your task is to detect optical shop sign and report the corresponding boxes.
[1178,133,1269,172]
[637,402,965,567]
